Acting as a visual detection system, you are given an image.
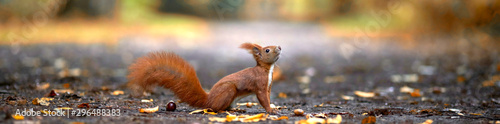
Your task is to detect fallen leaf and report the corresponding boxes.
[189,109,204,114]
[54,107,73,111]
[32,98,39,105]
[208,117,227,122]
[77,103,90,108]
[306,118,326,124]
[203,109,217,115]
[482,80,494,87]
[271,116,289,121]
[410,89,421,97]
[139,106,159,113]
[36,83,50,90]
[141,99,153,102]
[354,91,375,98]
[54,89,74,94]
[33,97,53,106]
[362,116,376,124]
[326,115,342,124]
[469,113,482,116]
[456,76,466,83]
[63,83,70,88]
[341,95,354,100]
[12,114,24,120]
[226,114,237,122]
[420,119,433,124]
[111,90,124,95]
[314,103,324,107]
[278,92,287,98]
[400,86,414,93]
[48,90,59,97]
[244,113,265,120]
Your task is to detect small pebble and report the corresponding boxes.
[294,109,304,116]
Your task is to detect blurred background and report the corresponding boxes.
[0,0,499,100]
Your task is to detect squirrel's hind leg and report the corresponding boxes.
[206,82,237,112]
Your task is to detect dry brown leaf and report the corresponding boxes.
[139,106,159,113]
[456,76,466,83]
[279,92,287,98]
[354,91,375,98]
[62,83,70,88]
[362,116,376,124]
[410,89,421,97]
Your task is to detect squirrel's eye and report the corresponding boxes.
[265,49,270,53]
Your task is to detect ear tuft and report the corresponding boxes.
[240,43,262,54]
[239,43,255,50]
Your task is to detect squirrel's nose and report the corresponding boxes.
[277,46,281,50]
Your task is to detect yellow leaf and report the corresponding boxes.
[203,109,217,115]
[326,115,342,124]
[354,91,375,98]
[12,115,24,120]
[139,106,159,113]
[272,116,289,121]
[244,113,265,120]
[420,119,433,124]
[111,90,124,95]
[141,99,153,102]
[306,118,326,124]
[189,109,204,114]
[208,117,227,122]
[226,114,237,122]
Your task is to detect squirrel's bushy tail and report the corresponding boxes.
[127,51,207,108]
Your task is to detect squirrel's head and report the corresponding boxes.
[240,43,281,67]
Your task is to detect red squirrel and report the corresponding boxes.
[127,43,281,113]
